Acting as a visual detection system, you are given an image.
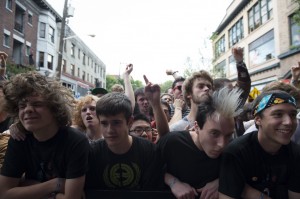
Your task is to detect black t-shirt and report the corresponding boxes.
[219,131,300,199]
[85,136,164,190]
[158,131,220,189]
[1,126,89,182]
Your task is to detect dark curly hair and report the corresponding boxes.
[3,72,75,127]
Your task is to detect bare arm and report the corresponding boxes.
[123,64,135,112]
[0,51,8,79]
[143,75,169,140]
[289,190,300,199]
[56,176,85,199]
[168,99,185,126]
[0,175,58,199]
[164,173,198,199]
[232,47,251,106]
[290,63,300,88]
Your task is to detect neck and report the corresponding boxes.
[257,131,282,155]
[190,131,203,151]
[86,127,103,141]
[33,124,59,142]
[108,135,132,155]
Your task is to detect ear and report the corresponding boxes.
[254,115,261,126]
[128,116,134,128]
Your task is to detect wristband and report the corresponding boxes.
[168,178,177,188]
[260,192,264,199]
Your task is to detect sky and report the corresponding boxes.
[46,0,232,84]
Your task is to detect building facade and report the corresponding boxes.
[212,0,300,90]
[1,0,106,97]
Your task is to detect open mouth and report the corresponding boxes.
[86,116,93,121]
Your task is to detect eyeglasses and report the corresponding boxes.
[162,97,172,102]
[173,85,182,91]
[129,128,152,135]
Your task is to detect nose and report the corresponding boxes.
[24,104,34,113]
[217,136,226,149]
[283,114,293,125]
[141,131,148,138]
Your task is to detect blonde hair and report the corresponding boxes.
[73,95,100,131]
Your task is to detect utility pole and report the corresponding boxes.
[56,0,68,81]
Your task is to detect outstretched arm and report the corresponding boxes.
[232,47,251,107]
[0,51,8,80]
[290,63,300,88]
[123,64,135,111]
[143,75,169,140]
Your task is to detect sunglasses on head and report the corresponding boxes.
[173,85,182,91]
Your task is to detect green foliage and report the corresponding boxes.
[294,0,300,25]
[6,63,35,79]
[159,80,173,93]
[105,75,144,92]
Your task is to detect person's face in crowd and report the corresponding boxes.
[167,88,173,95]
[190,78,212,105]
[18,95,56,134]
[136,94,149,114]
[98,113,132,148]
[161,95,173,105]
[195,114,234,159]
[81,100,99,129]
[255,103,297,147]
[173,81,184,100]
[130,119,152,141]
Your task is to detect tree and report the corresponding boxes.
[159,80,173,93]
[105,75,144,92]
[293,0,300,25]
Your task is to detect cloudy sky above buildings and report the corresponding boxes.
[47,0,232,84]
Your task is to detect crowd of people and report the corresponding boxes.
[0,48,300,199]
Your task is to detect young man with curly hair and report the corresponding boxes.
[0,72,89,199]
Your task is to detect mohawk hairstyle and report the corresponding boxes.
[196,87,243,129]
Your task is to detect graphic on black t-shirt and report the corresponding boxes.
[37,159,57,182]
[103,162,141,189]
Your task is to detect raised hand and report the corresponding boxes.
[232,47,243,63]
[143,75,161,105]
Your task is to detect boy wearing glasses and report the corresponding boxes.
[219,90,300,199]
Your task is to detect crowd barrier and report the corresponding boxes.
[85,190,176,199]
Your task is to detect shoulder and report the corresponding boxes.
[225,132,257,155]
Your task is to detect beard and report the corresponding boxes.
[192,93,211,105]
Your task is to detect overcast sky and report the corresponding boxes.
[46,0,232,84]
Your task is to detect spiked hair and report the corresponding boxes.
[196,87,243,129]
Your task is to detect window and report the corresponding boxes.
[47,54,53,70]
[62,59,66,72]
[77,67,80,77]
[248,0,273,33]
[39,52,44,68]
[6,0,12,10]
[290,14,300,47]
[83,53,86,65]
[71,64,75,76]
[28,13,33,25]
[94,64,97,73]
[249,29,275,66]
[78,49,81,59]
[64,42,67,52]
[40,22,46,38]
[82,71,86,81]
[214,60,226,78]
[48,26,54,43]
[71,44,75,57]
[228,55,237,75]
[87,73,89,82]
[229,18,244,47]
[26,46,30,56]
[215,35,225,59]
[3,33,10,47]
